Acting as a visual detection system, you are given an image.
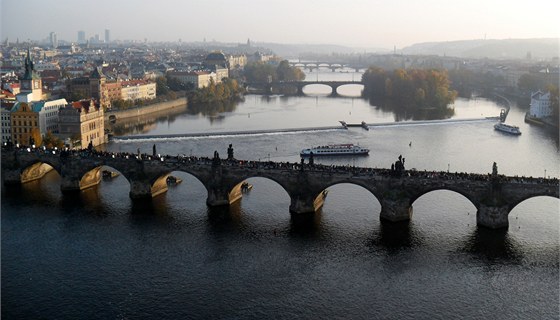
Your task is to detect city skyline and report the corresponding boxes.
[1,0,559,49]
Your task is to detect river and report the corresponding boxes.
[2,68,559,319]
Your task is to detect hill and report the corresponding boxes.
[401,38,559,59]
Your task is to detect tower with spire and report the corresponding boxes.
[17,48,43,102]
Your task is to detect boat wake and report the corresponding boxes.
[112,127,346,143]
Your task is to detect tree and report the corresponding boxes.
[31,128,42,147]
[276,60,306,82]
[42,131,64,149]
[156,76,169,95]
[362,67,457,112]
[244,62,276,83]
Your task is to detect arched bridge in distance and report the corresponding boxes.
[2,146,558,230]
[246,80,364,97]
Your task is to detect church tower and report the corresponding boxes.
[19,48,43,102]
[89,67,109,109]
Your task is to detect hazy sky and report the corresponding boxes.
[1,0,558,49]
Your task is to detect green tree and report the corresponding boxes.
[276,60,306,82]
[156,76,169,95]
[244,62,276,83]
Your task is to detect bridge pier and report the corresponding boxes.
[289,195,316,214]
[476,204,509,229]
[288,190,329,214]
[380,197,413,222]
[129,180,155,199]
[60,176,82,193]
[2,169,23,185]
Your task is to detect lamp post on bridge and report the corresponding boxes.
[544,169,547,178]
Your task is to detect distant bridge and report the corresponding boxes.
[2,146,558,230]
[246,80,364,97]
[289,62,368,72]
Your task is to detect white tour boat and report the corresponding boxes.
[300,144,369,156]
[494,122,521,135]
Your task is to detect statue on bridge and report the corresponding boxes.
[492,162,498,177]
[227,144,234,160]
[392,155,405,176]
[212,150,221,167]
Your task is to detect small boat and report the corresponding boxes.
[102,170,119,179]
[166,175,183,185]
[494,122,521,135]
[300,144,369,156]
[241,181,253,193]
[361,121,369,131]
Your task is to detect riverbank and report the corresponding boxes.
[104,97,187,122]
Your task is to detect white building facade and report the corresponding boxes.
[34,98,68,135]
[529,91,553,118]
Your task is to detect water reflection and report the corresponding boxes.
[460,227,522,263]
[107,104,188,136]
[289,211,323,238]
[186,100,238,118]
[368,97,456,121]
[366,220,420,252]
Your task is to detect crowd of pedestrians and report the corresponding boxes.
[3,142,558,186]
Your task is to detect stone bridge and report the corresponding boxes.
[289,62,367,72]
[2,147,558,229]
[246,81,363,97]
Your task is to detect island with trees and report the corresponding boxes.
[362,67,457,120]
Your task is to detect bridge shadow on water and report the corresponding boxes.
[204,202,324,240]
[458,227,523,264]
[366,220,422,253]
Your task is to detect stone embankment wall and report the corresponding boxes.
[104,97,188,121]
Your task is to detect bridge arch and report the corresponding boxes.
[301,83,333,95]
[19,160,59,184]
[226,173,292,201]
[158,170,209,208]
[95,165,132,203]
[150,168,209,199]
[507,195,559,245]
[230,176,292,211]
[409,187,478,210]
[318,181,381,214]
[507,194,560,213]
[335,83,364,97]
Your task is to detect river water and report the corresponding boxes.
[2,69,559,319]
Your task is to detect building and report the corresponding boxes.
[120,80,156,101]
[77,30,86,44]
[1,104,13,143]
[167,71,216,89]
[227,54,247,69]
[204,51,228,68]
[58,99,106,148]
[105,81,122,102]
[206,65,229,82]
[33,98,68,135]
[104,29,110,44]
[68,67,110,109]
[49,32,58,48]
[528,91,553,118]
[10,102,40,146]
[16,49,43,103]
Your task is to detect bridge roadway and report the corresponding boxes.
[246,80,363,96]
[2,146,558,229]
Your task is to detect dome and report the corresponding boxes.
[205,52,226,63]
